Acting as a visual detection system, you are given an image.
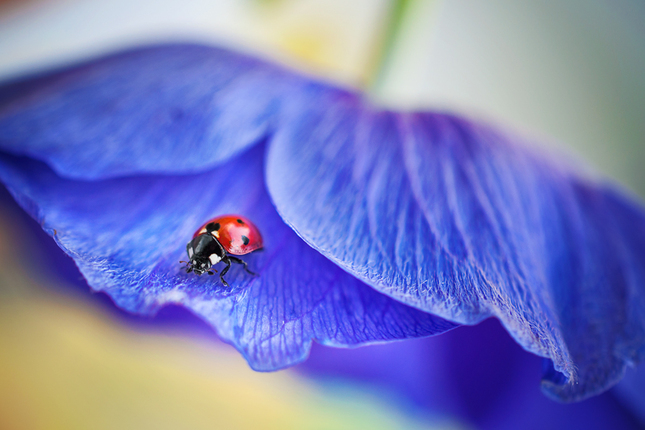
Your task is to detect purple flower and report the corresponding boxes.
[0,43,643,403]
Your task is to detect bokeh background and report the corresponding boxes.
[0,1,643,429]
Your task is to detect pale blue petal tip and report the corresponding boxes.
[0,44,307,179]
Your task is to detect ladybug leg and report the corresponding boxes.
[228,256,256,276]
[219,259,231,287]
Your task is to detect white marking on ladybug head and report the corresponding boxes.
[188,247,194,258]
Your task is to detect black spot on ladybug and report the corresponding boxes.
[237,219,244,224]
[242,235,250,245]
[207,222,220,232]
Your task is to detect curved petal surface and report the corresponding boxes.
[615,363,645,425]
[0,145,456,369]
[0,44,317,179]
[266,93,645,401]
[302,319,643,430]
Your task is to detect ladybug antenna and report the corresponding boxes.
[180,260,193,273]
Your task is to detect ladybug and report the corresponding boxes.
[183,215,263,287]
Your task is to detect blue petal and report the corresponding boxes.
[266,94,645,401]
[302,319,642,430]
[615,363,645,425]
[0,145,456,369]
[0,44,312,179]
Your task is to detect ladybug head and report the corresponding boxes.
[186,256,210,275]
[184,234,223,276]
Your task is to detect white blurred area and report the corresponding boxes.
[0,0,390,87]
[0,0,643,192]
[379,1,645,197]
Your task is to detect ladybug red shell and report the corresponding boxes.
[184,215,263,287]
[194,215,263,255]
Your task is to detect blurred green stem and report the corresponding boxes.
[367,0,416,92]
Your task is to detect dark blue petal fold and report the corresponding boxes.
[302,319,643,430]
[615,363,645,425]
[0,44,313,179]
[0,145,456,369]
[266,93,645,401]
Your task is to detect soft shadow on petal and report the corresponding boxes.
[301,319,643,430]
[266,93,645,401]
[614,363,645,425]
[0,144,456,370]
[0,44,316,179]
